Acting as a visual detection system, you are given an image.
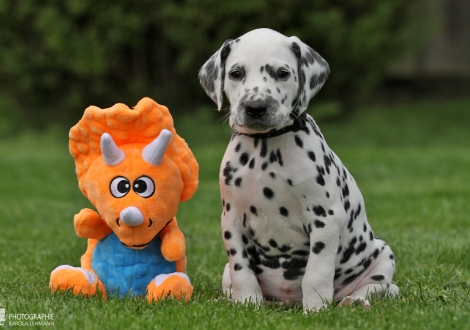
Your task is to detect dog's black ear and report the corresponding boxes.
[198,39,234,110]
[289,36,329,114]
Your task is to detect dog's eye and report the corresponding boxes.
[277,68,290,80]
[110,176,131,198]
[133,176,155,198]
[229,69,243,80]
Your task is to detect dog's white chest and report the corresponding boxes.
[220,133,311,245]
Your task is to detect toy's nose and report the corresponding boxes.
[120,206,144,226]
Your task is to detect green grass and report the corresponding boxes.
[1,99,469,329]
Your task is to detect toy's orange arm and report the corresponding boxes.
[80,239,99,271]
[74,208,112,240]
[160,217,186,268]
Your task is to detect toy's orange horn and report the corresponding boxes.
[101,133,125,166]
[142,129,171,166]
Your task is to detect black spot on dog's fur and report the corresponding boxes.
[239,152,249,166]
[223,161,237,185]
[260,139,268,157]
[250,206,258,216]
[282,257,308,280]
[314,219,325,228]
[263,187,274,200]
[307,151,316,162]
[294,135,303,148]
[313,206,327,217]
[312,241,325,254]
[280,207,289,217]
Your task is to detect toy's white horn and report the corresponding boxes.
[142,129,171,166]
[101,133,125,166]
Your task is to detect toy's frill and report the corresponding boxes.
[69,97,198,200]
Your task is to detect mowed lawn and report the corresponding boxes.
[0,99,469,329]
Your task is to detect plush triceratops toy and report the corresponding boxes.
[49,97,198,302]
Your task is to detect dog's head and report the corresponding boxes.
[199,28,329,134]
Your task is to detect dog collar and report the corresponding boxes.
[238,111,308,139]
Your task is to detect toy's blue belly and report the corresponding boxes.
[91,232,176,297]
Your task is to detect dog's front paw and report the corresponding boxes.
[234,294,264,306]
[229,287,264,306]
[302,299,328,313]
[340,296,371,310]
[222,263,264,305]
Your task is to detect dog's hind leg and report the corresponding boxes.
[336,244,398,309]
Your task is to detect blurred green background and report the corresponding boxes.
[1,1,469,328]
[1,0,468,133]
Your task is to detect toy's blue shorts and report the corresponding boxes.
[92,232,176,297]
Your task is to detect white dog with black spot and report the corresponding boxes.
[198,28,398,312]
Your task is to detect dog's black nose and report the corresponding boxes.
[245,101,268,118]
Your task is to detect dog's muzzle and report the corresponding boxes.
[235,95,282,133]
[245,100,268,119]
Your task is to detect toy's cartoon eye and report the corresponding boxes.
[110,176,131,198]
[133,176,155,198]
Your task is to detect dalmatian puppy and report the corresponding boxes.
[198,28,398,312]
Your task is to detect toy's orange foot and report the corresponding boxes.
[146,272,193,303]
[50,265,106,298]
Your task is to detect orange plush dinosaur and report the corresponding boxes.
[49,97,198,302]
